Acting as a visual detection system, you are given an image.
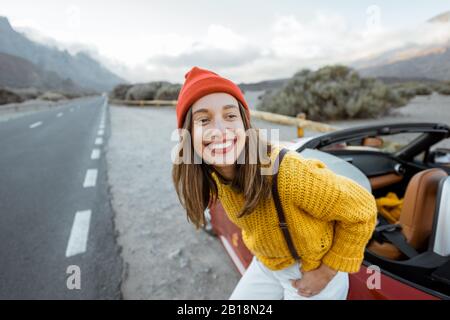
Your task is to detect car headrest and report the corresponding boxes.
[401,168,448,251]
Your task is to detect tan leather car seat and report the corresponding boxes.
[368,168,448,260]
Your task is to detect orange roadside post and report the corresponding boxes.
[296,113,306,138]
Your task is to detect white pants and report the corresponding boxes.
[229,256,349,300]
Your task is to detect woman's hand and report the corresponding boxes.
[290,263,337,297]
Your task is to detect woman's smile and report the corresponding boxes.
[205,136,237,155]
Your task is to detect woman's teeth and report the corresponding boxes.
[209,140,233,149]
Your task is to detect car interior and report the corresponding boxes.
[299,127,450,298]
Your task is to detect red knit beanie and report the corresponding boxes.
[176,66,250,128]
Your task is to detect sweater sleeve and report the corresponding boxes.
[288,155,378,273]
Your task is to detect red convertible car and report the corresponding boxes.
[205,122,450,300]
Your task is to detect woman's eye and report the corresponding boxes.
[227,114,237,120]
[198,118,209,125]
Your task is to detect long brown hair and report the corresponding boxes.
[172,101,274,229]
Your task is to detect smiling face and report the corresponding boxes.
[191,92,246,170]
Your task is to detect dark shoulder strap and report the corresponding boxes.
[272,147,300,261]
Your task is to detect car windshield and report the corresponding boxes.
[428,138,450,164]
[321,132,425,154]
[430,137,450,151]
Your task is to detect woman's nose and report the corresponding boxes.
[210,129,226,141]
[213,117,225,131]
[209,126,231,141]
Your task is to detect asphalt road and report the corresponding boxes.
[0,96,122,299]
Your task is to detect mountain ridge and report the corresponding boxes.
[0,16,125,92]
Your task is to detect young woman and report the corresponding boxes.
[172,66,377,300]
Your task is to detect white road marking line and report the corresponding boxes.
[83,169,98,188]
[95,137,103,145]
[99,125,105,129]
[65,210,92,257]
[57,112,63,117]
[97,129,104,136]
[91,149,101,159]
[29,121,42,128]
[70,108,74,112]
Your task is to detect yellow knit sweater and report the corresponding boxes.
[210,146,378,273]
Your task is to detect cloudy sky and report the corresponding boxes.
[2,0,449,83]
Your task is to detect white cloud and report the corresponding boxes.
[136,12,450,83]
[12,12,450,84]
[139,24,263,82]
[269,13,350,59]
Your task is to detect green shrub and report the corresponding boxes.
[257,65,409,121]
[109,84,132,100]
[433,82,450,95]
[110,82,182,101]
[154,84,182,100]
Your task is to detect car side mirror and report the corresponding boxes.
[428,148,450,165]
